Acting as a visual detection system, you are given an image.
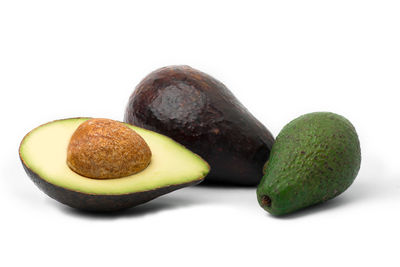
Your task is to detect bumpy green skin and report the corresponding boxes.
[257,112,361,216]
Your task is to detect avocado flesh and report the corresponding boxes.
[257,112,361,216]
[125,65,274,186]
[19,118,209,211]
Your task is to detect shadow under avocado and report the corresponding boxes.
[46,154,397,220]
[198,180,258,188]
[267,194,351,219]
[263,155,394,219]
[51,183,257,219]
[51,193,201,219]
[266,177,380,219]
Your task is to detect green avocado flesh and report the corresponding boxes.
[20,118,209,197]
[257,112,361,216]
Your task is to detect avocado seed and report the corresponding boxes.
[67,118,151,179]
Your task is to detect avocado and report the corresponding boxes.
[257,112,361,216]
[19,118,210,212]
[124,65,274,186]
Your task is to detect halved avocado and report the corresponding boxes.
[19,118,210,212]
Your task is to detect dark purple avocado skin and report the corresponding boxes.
[21,159,203,212]
[124,65,274,186]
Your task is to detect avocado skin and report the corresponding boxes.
[257,112,361,216]
[124,65,274,186]
[21,159,203,212]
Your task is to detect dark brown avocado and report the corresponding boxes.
[124,65,274,186]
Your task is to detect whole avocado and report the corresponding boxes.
[124,65,274,186]
[257,112,361,215]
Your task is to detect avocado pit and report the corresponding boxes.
[67,118,151,179]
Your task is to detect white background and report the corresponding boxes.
[1,1,399,266]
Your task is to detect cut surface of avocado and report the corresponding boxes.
[19,118,209,210]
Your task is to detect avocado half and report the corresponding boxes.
[19,118,210,212]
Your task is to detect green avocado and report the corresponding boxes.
[19,118,210,212]
[257,112,361,216]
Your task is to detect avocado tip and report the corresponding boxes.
[261,195,272,208]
